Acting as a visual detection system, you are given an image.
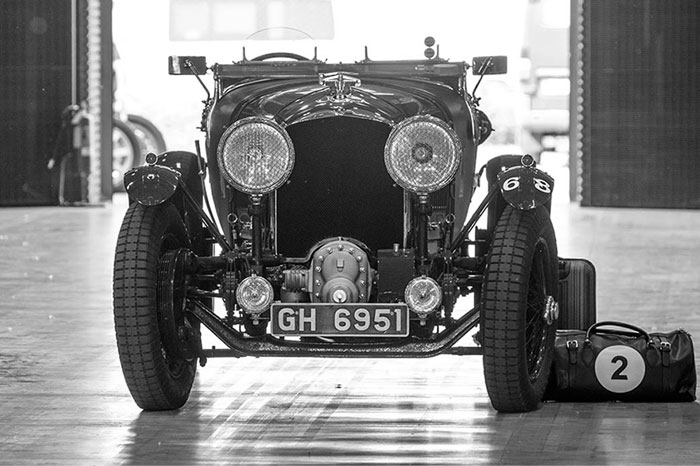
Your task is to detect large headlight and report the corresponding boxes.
[217,117,294,194]
[384,115,462,194]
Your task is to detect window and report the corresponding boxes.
[169,0,335,41]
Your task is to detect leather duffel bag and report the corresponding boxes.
[545,321,696,402]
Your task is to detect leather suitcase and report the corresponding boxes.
[558,258,596,330]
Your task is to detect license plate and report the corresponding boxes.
[270,304,409,337]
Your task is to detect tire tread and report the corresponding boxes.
[481,206,558,412]
[113,203,195,410]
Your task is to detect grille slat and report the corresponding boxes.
[276,117,404,256]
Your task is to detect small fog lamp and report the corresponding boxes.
[404,276,442,316]
[236,275,274,314]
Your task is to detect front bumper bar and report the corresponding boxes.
[188,300,482,358]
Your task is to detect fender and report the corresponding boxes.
[452,154,553,256]
[124,163,180,206]
[124,151,203,206]
[496,163,554,211]
[124,151,211,256]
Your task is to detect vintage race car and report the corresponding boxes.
[113,40,594,413]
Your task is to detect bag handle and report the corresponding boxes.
[586,321,651,343]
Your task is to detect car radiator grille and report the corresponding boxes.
[276,117,404,257]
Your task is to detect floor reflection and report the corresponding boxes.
[2,193,700,464]
[115,355,700,465]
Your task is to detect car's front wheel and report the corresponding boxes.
[113,202,198,410]
[481,205,559,412]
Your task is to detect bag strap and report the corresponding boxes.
[566,339,578,365]
[586,321,651,343]
[657,335,672,367]
[657,335,672,394]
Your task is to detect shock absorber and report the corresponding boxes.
[416,194,432,272]
[249,195,264,273]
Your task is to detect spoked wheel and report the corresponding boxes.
[126,114,167,156]
[113,202,200,410]
[481,206,559,412]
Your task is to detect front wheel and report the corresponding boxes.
[113,202,198,410]
[481,206,559,412]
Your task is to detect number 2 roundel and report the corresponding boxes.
[594,345,646,393]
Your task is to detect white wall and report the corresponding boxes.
[113,0,526,151]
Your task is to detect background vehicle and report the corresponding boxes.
[48,104,164,201]
[113,38,594,414]
[112,114,167,191]
[112,45,167,191]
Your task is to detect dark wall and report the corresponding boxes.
[0,0,73,205]
[578,0,700,208]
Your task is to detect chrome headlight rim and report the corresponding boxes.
[384,114,462,195]
[217,116,295,195]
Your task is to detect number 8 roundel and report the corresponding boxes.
[594,345,646,393]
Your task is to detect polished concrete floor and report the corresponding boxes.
[2,189,700,465]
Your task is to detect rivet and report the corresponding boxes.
[349,248,355,254]
[359,267,366,273]
[338,244,344,250]
[356,255,362,262]
[318,255,324,262]
[315,266,322,273]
